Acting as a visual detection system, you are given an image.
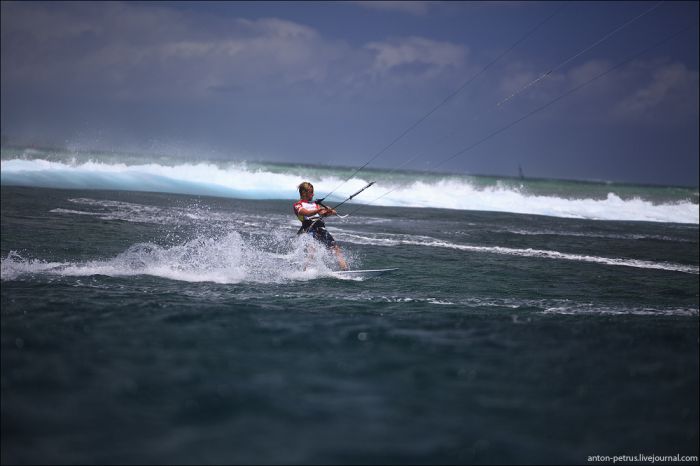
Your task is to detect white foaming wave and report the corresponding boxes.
[335,231,699,274]
[0,233,342,284]
[0,158,365,202]
[2,158,697,224]
[371,179,698,224]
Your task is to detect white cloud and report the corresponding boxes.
[1,2,472,101]
[366,36,468,78]
[494,56,698,127]
[1,4,349,99]
[3,1,695,130]
[612,62,699,123]
[352,1,434,16]
[497,64,539,95]
[566,59,613,87]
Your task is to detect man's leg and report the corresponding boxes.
[303,242,316,271]
[333,245,348,271]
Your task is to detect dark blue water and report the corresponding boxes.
[1,186,698,464]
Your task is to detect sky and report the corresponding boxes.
[1,1,698,186]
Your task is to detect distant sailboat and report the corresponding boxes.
[518,164,525,180]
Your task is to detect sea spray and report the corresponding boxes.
[1,232,347,284]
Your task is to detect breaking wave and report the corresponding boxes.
[2,155,697,224]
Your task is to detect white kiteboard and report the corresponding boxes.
[332,268,398,279]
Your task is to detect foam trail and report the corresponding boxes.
[541,305,698,316]
[336,232,699,274]
[354,294,697,316]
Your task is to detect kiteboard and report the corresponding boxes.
[332,268,398,279]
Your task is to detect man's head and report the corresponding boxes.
[298,181,314,200]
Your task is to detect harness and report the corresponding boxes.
[294,199,328,235]
[297,217,325,235]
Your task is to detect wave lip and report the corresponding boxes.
[2,156,698,224]
[377,179,698,224]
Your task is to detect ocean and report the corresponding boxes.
[1,146,698,464]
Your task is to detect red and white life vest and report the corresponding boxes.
[293,200,322,223]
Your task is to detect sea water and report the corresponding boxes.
[1,147,698,464]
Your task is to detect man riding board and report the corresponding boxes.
[293,181,348,271]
